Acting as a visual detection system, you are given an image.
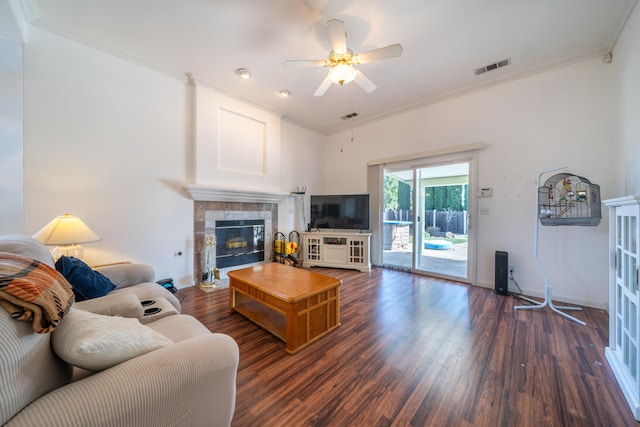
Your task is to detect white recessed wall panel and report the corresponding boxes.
[218,108,266,175]
[191,78,281,191]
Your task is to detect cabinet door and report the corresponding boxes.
[324,245,347,263]
[305,237,322,261]
[348,238,366,265]
[615,204,640,388]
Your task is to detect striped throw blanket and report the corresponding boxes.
[0,253,74,333]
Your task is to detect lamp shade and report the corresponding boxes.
[329,63,356,85]
[33,214,101,246]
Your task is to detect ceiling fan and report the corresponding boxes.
[284,19,403,96]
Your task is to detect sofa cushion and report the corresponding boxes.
[146,314,212,343]
[0,235,56,268]
[94,263,155,288]
[51,308,174,371]
[73,292,145,318]
[0,310,73,425]
[55,256,115,301]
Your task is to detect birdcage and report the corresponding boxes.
[538,173,601,226]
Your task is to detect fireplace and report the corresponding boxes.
[215,219,265,268]
[194,200,278,283]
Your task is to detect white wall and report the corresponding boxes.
[325,58,617,308]
[612,3,640,196]
[14,6,639,303]
[280,120,326,232]
[23,27,193,284]
[0,39,23,235]
[0,0,26,235]
[20,27,324,286]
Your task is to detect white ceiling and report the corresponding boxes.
[20,0,637,135]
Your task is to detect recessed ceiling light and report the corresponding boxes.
[278,89,290,97]
[235,68,251,79]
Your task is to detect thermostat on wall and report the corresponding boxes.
[477,187,493,197]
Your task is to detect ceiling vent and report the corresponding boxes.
[341,112,359,120]
[474,58,511,76]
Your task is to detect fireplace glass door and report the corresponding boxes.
[215,220,265,268]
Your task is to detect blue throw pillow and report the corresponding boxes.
[55,256,116,302]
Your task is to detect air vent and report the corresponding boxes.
[341,112,359,120]
[474,58,511,76]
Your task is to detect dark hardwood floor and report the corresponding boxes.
[178,266,636,427]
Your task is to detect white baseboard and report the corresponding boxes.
[474,280,607,311]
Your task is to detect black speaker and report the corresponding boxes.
[495,251,509,295]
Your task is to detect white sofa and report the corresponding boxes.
[0,235,239,427]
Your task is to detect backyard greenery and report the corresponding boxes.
[424,185,468,211]
[384,176,412,210]
[384,176,468,212]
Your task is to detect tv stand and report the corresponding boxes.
[301,231,371,272]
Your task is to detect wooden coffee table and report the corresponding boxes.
[228,263,341,354]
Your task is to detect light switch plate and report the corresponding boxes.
[477,187,493,197]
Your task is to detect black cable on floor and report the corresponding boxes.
[509,271,534,305]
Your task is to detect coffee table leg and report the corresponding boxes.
[284,305,296,354]
[228,287,236,314]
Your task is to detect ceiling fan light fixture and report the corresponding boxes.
[329,63,356,85]
[235,68,251,79]
[284,19,402,96]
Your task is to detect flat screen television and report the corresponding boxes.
[310,194,370,231]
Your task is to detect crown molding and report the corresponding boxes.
[17,0,39,23]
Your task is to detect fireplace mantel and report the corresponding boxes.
[185,184,290,204]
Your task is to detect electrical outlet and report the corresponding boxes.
[509,265,515,274]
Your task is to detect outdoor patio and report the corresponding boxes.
[383,241,468,279]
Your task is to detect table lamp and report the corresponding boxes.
[33,213,101,260]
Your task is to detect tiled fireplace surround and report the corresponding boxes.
[194,201,278,283]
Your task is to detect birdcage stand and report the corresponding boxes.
[514,166,586,326]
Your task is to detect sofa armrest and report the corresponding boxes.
[94,263,155,289]
[73,292,144,318]
[5,333,239,427]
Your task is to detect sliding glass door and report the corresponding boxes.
[382,160,471,282]
[381,169,415,270]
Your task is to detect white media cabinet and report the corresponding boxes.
[301,231,371,272]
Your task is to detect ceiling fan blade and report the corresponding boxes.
[283,59,326,68]
[314,73,333,96]
[327,19,347,54]
[354,70,377,93]
[355,44,403,64]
